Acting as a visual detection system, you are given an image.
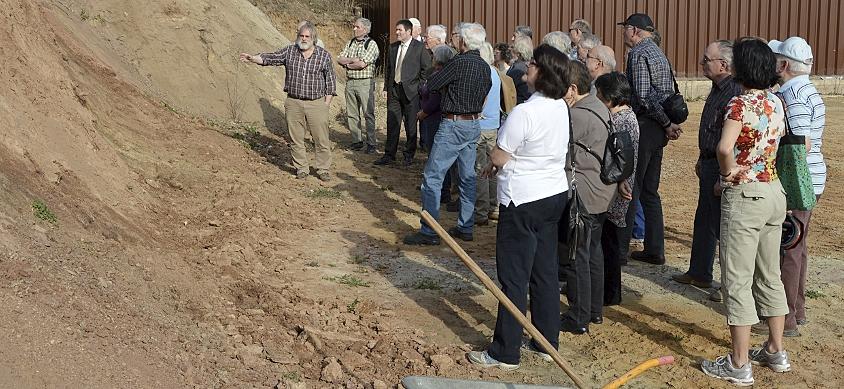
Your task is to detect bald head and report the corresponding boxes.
[586,45,617,80]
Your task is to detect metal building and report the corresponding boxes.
[361,0,844,77]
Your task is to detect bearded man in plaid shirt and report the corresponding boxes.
[241,21,337,181]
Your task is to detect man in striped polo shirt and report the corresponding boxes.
[338,18,380,154]
[753,37,826,338]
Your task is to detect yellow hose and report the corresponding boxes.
[601,355,675,389]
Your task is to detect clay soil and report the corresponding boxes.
[1,1,843,388]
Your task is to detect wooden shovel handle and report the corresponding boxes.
[420,211,588,389]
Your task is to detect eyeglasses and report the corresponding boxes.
[586,55,602,63]
[700,56,726,65]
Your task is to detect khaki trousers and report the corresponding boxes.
[719,180,788,326]
[474,129,498,222]
[285,97,332,174]
[344,78,376,145]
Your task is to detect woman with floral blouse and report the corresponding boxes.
[701,37,790,387]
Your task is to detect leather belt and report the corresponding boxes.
[443,113,480,121]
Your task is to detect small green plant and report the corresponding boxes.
[32,199,57,224]
[669,333,684,342]
[238,122,260,136]
[92,14,107,23]
[413,277,442,290]
[80,9,90,21]
[307,188,343,199]
[348,254,366,264]
[281,371,300,382]
[346,298,360,313]
[806,290,826,299]
[305,261,319,267]
[161,101,179,114]
[324,274,370,287]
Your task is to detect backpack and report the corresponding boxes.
[347,37,379,62]
[572,106,635,185]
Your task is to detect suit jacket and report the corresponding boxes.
[497,68,517,114]
[384,39,431,101]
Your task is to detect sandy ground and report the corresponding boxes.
[0,1,842,388]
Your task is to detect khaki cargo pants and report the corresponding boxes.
[719,180,788,326]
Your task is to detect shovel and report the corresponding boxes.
[418,210,674,389]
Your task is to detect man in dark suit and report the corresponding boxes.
[375,19,432,166]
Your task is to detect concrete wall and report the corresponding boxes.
[678,77,844,100]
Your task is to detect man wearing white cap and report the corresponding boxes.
[409,18,423,42]
[752,36,826,339]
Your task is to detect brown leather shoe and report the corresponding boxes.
[671,273,713,288]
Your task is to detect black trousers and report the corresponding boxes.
[619,116,666,257]
[687,158,722,282]
[384,84,418,160]
[560,212,607,327]
[488,192,566,365]
[602,219,624,306]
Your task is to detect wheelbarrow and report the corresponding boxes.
[404,211,675,389]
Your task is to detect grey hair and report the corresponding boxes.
[578,33,601,51]
[514,25,533,39]
[297,21,318,43]
[479,42,494,65]
[427,24,447,42]
[542,31,572,55]
[593,46,617,71]
[571,19,592,34]
[778,55,812,74]
[432,44,457,66]
[714,39,734,68]
[453,22,466,34]
[513,36,533,61]
[460,23,486,51]
[355,18,371,34]
[651,30,662,47]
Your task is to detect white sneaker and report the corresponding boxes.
[749,342,792,372]
[520,338,553,362]
[467,350,519,371]
[700,354,754,386]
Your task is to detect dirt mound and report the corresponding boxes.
[47,0,294,124]
[0,0,462,387]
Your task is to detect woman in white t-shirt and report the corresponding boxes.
[468,44,570,370]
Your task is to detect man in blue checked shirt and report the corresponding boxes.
[617,13,682,266]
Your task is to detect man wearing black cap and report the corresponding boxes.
[616,13,680,265]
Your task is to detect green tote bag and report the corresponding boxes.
[776,96,816,211]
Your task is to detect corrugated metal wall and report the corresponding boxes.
[385,0,844,77]
[360,0,391,75]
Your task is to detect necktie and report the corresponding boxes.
[394,44,406,83]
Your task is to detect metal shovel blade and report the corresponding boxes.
[402,376,573,389]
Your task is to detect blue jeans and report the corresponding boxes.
[687,158,721,282]
[633,200,645,239]
[420,118,480,236]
